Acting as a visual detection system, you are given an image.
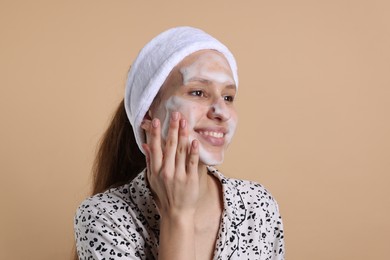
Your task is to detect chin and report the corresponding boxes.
[198,145,225,166]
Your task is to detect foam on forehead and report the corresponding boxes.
[124,26,239,154]
[179,51,235,85]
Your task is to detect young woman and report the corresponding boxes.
[74,26,285,260]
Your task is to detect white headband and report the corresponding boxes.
[124,26,239,154]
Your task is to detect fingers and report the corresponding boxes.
[175,118,189,173]
[144,111,199,180]
[144,118,163,175]
[163,112,180,173]
[150,118,163,172]
[144,112,200,215]
[142,143,151,177]
[187,139,199,178]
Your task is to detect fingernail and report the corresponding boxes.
[152,118,159,128]
[192,139,198,149]
[171,111,179,121]
[180,119,186,128]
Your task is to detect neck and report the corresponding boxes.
[196,163,221,209]
[197,163,209,199]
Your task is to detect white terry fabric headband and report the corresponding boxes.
[124,26,239,154]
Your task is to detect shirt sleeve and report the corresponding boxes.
[245,181,285,259]
[270,199,285,259]
[74,194,146,260]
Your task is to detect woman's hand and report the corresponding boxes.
[142,112,199,259]
[142,111,200,218]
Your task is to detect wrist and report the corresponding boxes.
[160,211,196,237]
[158,212,196,260]
[160,210,195,225]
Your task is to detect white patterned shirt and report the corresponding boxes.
[74,167,285,259]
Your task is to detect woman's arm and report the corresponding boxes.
[142,111,199,260]
[158,212,196,260]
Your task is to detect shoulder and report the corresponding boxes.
[73,182,150,259]
[75,170,149,224]
[209,167,285,258]
[77,183,133,214]
[231,177,281,212]
[210,166,282,220]
[231,177,276,201]
[74,183,137,240]
[209,166,282,215]
[211,166,277,204]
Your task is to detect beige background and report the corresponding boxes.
[1,0,389,259]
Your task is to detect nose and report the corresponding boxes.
[207,98,231,122]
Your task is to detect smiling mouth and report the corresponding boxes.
[195,129,226,146]
[198,131,224,138]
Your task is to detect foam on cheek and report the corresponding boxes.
[204,109,238,166]
[161,96,233,166]
[224,117,237,147]
[161,96,196,140]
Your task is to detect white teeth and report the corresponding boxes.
[199,131,224,138]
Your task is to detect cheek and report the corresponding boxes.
[170,97,206,120]
[183,104,205,129]
[226,110,238,142]
[160,96,203,138]
[230,110,238,129]
[178,104,198,121]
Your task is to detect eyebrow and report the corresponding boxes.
[185,77,236,89]
[186,77,212,84]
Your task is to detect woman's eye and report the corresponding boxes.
[190,90,204,97]
[224,95,235,102]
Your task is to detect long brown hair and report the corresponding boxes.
[91,99,146,194]
[73,99,146,260]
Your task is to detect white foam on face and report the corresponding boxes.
[160,96,237,166]
[180,52,234,86]
[161,96,196,140]
[156,51,238,166]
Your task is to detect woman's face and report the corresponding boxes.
[149,50,238,166]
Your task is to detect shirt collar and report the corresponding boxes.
[207,166,247,259]
[207,166,247,227]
